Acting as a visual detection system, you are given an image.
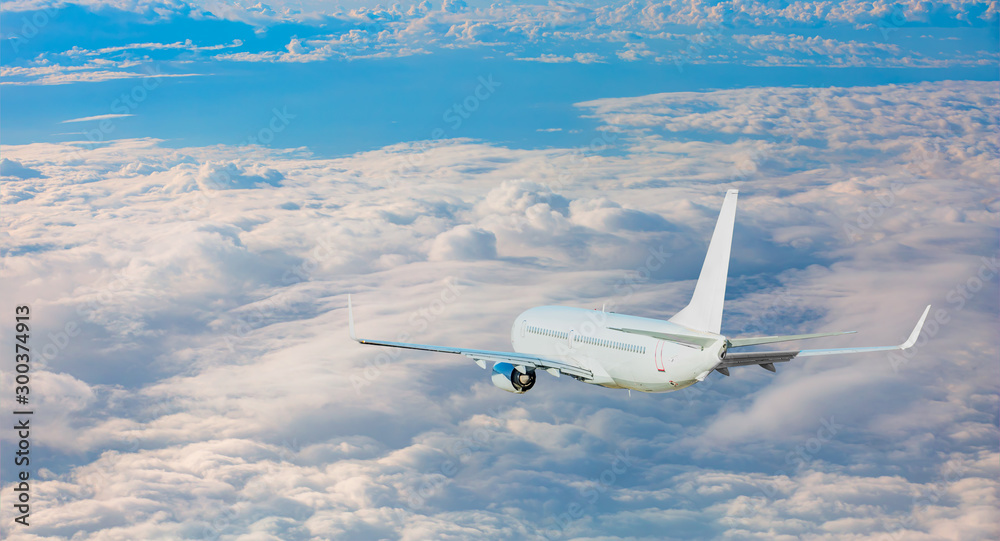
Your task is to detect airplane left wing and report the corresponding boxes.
[348,296,593,380]
[714,305,930,374]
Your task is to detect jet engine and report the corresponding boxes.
[491,362,536,394]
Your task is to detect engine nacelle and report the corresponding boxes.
[491,362,536,394]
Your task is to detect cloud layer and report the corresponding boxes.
[1,1,997,85]
[1,79,997,539]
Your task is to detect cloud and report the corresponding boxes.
[0,79,997,539]
[617,42,655,61]
[516,52,605,64]
[0,158,43,178]
[0,62,201,86]
[577,80,1000,159]
[2,1,995,82]
[61,114,135,123]
[67,38,244,56]
[162,161,284,193]
[428,225,497,261]
[441,0,467,14]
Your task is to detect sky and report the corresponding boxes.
[0,1,998,540]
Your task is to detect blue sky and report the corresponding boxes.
[1,1,998,540]
[2,1,997,153]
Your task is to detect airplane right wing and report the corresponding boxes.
[714,305,930,375]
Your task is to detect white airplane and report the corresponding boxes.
[349,190,930,394]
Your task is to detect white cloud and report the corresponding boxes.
[0,158,44,179]
[441,0,467,14]
[516,52,605,64]
[65,38,244,56]
[4,1,994,79]
[428,224,497,261]
[61,114,135,123]
[1,62,201,86]
[0,80,997,539]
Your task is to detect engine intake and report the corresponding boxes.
[491,362,536,394]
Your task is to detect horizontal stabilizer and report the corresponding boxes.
[727,330,856,348]
[798,305,930,357]
[609,327,720,350]
[715,305,931,372]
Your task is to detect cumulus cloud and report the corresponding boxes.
[428,225,497,261]
[0,80,997,539]
[163,161,284,193]
[440,0,467,14]
[516,52,605,64]
[1,1,995,80]
[0,158,43,179]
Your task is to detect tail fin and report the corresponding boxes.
[669,190,738,334]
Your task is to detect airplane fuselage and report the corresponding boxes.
[510,306,725,392]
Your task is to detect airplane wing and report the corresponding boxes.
[347,296,593,380]
[714,305,930,375]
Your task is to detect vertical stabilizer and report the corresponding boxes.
[669,190,738,334]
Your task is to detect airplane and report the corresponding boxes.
[349,189,930,394]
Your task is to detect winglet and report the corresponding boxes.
[348,294,358,341]
[901,305,931,350]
